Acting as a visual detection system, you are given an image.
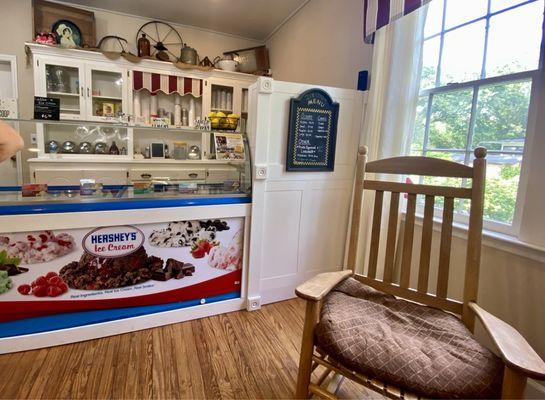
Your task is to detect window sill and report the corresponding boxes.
[412,214,545,264]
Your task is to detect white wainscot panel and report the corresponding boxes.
[261,190,302,280]
[298,188,351,273]
[334,98,359,162]
[267,92,291,165]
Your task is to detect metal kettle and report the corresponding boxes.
[179,43,198,65]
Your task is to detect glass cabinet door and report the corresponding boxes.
[44,62,85,120]
[210,83,235,115]
[86,65,126,121]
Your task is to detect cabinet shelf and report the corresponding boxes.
[47,91,79,97]
[92,95,123,101]
[28,157,245,164]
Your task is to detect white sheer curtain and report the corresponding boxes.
[353,6,428,273]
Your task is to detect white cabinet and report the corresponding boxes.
[202,77,248,133]
[33,168,83,185]
[128,168,206,181]
[82,169,128,185]
[33,168,128,185]
[34,57,128,122]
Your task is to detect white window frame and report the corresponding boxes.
[413,0,543,236]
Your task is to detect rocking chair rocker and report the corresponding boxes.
[295,146,545,399]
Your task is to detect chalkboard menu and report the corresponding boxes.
[286,89,339,171]
[34,96,60,120]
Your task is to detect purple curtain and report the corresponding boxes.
[364,0,432,43]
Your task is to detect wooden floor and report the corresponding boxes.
[0,298,375,399]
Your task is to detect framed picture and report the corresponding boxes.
[150,142,165,159]
[223,46,270,75]
[33,0,96,47]
[102,102,114,117]
[52,20,83,48]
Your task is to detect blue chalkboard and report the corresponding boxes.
[286,89,339,171]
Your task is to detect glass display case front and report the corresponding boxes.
[0,119,252,207]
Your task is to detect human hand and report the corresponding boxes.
[0,121,24,162]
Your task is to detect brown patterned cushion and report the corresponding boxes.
[315,278,503,399]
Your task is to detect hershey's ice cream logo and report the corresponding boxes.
[83,226,144,258]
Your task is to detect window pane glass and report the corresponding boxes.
[422,151,466,209]
[427,89,473,150]
[490,0,530,13]
[472,80,531,151]
[486,1,543,77]
[412,96,429,151]
[421,37,441,89]
[441,21,486,84]
[467,154,522,224]
[445,0,488,29]
[424,0,445,38]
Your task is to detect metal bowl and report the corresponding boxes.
[61,141,78,154]
[188,145,201,160]
[79,142,93,154]
[94,142,108,154]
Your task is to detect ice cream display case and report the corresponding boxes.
[0,118,252,353]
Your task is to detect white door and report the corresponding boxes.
[35,57,86,120]
[247,78,366,306]
[0,55,20,186]
[85,64,128,122]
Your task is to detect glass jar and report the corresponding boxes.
[173,141,188,160]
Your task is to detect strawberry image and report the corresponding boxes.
[191,245,206,259]
[190,240,218,259]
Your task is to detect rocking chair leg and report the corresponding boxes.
[296,301,320,399]
[502,367,527,399]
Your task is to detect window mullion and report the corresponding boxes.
[464,85,480,165]
[420,93,434,185]
[481,0,492,79]
[435,0,448,87]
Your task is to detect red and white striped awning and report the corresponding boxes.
[133,71,203,97]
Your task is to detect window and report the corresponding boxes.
[411,0,543,233]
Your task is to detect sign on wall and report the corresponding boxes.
[286,89,339,171]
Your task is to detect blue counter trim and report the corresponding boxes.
[0,196,252,215]
[0,291,240,338]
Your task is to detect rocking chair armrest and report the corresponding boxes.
[295,270,352,302]
[469,302,545,380]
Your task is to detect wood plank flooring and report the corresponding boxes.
[0,298,375,399]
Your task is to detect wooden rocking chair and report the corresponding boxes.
[295,146,545,399]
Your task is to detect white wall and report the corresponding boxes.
[266,0,374,90]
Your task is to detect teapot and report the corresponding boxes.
[213,56,238,72]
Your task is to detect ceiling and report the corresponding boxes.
[62,0,309,41]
